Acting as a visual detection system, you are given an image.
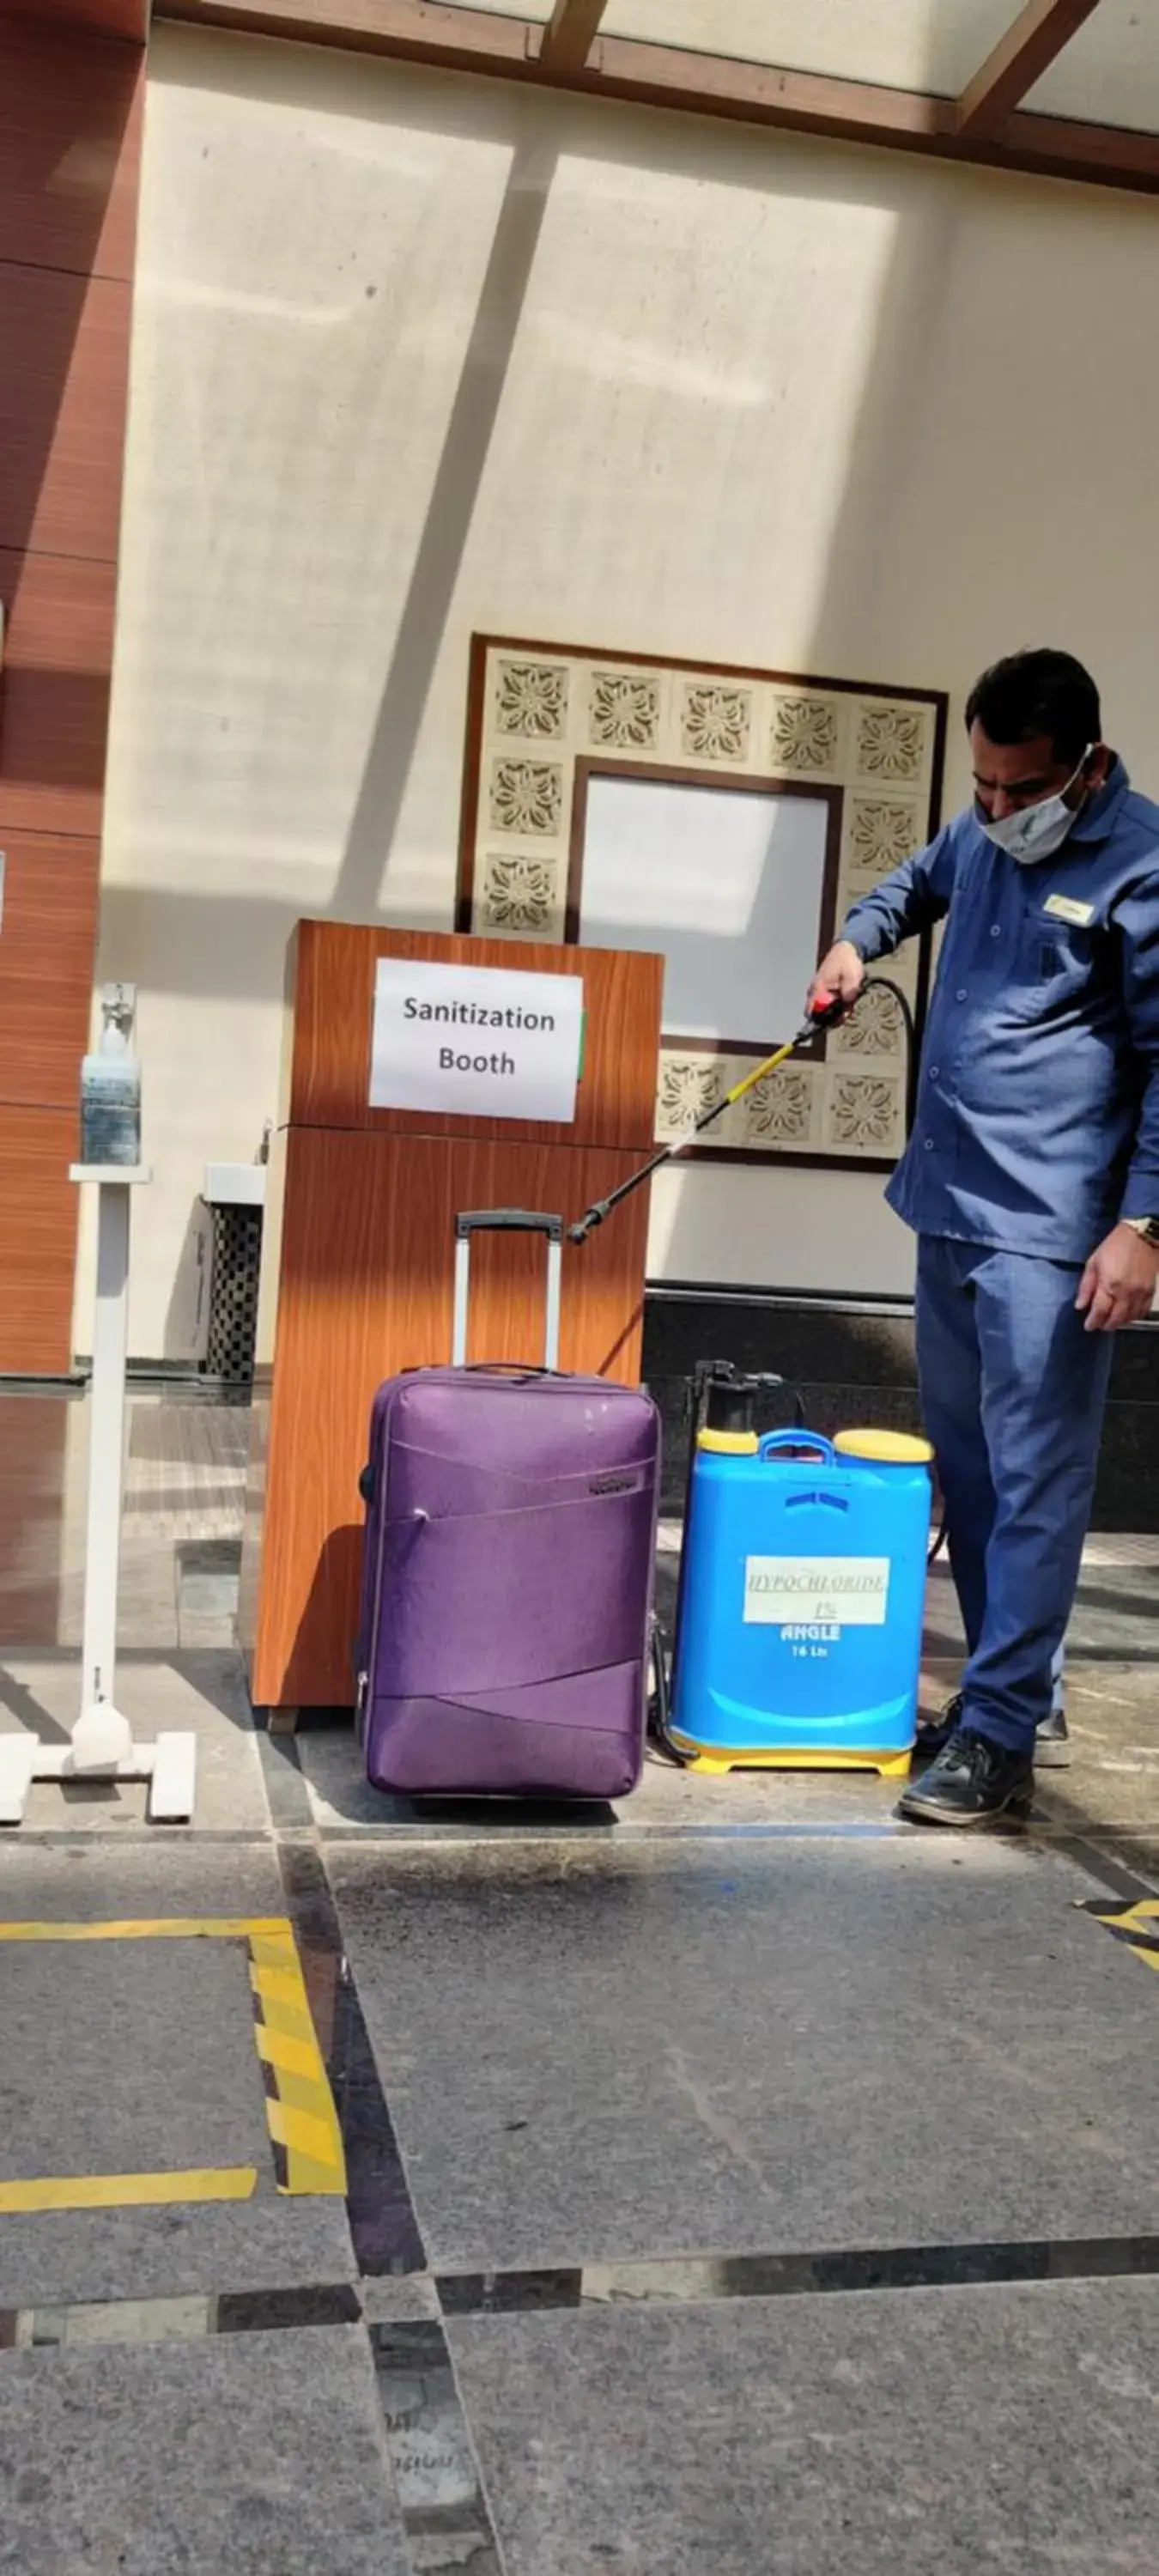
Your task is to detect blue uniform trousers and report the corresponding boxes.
[914,1237,1113,1757]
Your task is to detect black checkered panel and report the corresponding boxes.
[206,1206,263,1382]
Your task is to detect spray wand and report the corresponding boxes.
[568,991,850,1247]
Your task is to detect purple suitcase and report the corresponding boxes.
[356,1212,660,1800]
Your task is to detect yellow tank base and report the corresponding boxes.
[675,1745,913,1781]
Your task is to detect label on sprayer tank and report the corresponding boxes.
[743,1556,890,1629]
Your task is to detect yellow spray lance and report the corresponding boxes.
[568,992,851,1246]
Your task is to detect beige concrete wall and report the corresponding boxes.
[95,20,1159,1354]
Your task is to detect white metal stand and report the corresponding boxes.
[0,1166,197,1827]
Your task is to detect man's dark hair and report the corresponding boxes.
[965,649,1101,765]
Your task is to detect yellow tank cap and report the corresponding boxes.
[696,1429,759,1454]
[834,1428,934,1464]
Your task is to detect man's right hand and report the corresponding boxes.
[807,940,865,1022]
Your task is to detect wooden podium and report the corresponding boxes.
[241,923,664,1716]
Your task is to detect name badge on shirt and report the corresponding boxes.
[1043,893,1095,927]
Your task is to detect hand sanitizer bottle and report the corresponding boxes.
[80,984,142,1168]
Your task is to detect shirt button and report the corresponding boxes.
[956,987,968,1001]
[924,1138,935,1152]
[929,1065,940,1081]
[990,925,1001,939]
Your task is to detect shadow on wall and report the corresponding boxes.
[162,1194,212,1364]
[336,119,559,919]
[105,30,991,1001]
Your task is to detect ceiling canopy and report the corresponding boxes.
[145,1,1159,192]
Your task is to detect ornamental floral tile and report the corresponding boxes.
[494,659,569,740]
[768,692,840,777]
[589,668,662,752]
[488,757,564,836]
[742,1061,817,1150]
[854,701,930,785]
[842,794,925,890]
[655,1053,726,1140]
[824,1071,903,1155]
[680,682,752,763]
[829,983,907,1060]
[479,852,557,935]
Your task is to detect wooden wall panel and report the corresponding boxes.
[13,1,150,40]
[0,1107,82,1374]
[0,29,143,1370]
[0,264,132,562]
[247,1129,652,1709]
[288,920,664,1149]
[0,550,115,839]
[0,25,142,280]
[0,834,102,1108]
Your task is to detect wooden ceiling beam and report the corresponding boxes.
[956,0,1103,141]
[155,1,1159,201]
[540,0,608,76]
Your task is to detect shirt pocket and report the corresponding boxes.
[1002,911,1096,1024]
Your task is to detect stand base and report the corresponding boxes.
[0,1732,197,1826]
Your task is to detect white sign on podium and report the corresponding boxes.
[369,960,584,1124]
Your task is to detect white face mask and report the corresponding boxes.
[977,746,1093,866]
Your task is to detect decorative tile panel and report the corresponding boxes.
[495,659,568,740]
[681,682,751,763]
[464,641,944,1170]
[479,852,557,934]
[828,983,906,1060]
[488,758,563,836]
[656,1053,725,1140]
[854,702,929,784]
[768,692,840,777]
[743,1061,817,1149]
[825,1072,903,1155]
[589,668,661,751]
[843,794,925,889]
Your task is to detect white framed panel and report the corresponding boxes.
[576,770,834,1051]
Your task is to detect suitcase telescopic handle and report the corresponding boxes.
[455,1211,563,1242]
[452,1211,564,1370]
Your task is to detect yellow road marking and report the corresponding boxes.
[250,1961,308,2012]
[0,2168,258,2215]
[254,2023,326,2081]
[0,1918,290,1943]
[265,2097,346,2184]
[0,1915,346,2204]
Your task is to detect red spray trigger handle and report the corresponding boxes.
[807,991,848,1032]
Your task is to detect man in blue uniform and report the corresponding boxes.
[810,650,1159,1826]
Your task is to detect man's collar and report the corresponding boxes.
[1069,754,1130,843]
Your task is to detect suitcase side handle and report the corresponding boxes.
[452,1212,564,1370]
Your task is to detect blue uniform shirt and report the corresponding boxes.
[841,760,1159,1262]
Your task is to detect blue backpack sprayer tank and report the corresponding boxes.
[658,1363,931,1776]
[568,986,934,1777]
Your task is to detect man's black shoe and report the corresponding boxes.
[916,1692,1071,1769]
[899,1728,1034,1828]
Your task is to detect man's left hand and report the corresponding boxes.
[1077,1223,1159,1333]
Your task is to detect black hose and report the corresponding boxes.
[850,979,943,1546]
[859,972,919,1138]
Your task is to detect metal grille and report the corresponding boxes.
[206,1206,263,1382]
